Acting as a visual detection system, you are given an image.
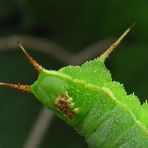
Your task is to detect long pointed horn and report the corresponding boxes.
[0,82,31,92]
[100,23,135,61]
[17,41,43,73]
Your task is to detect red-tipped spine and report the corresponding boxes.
[17,41,43,73]
[0,82,31,92]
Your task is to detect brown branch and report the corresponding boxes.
[23,108,54,148]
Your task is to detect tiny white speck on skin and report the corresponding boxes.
[70,103,75,108]
[73,108,79,114]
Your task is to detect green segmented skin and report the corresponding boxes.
[31,58,148,148]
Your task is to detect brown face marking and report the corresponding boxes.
[55,93,78,120]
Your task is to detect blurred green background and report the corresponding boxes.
[0,0,148,148]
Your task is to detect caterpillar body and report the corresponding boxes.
[0,27,148,148]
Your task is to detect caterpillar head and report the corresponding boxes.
[0,25,132,114]
[0,42,68,110]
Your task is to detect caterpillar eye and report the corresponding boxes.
[17,41,43,73]
[0,82,31,92]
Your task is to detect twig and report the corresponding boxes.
[23,108,53,148]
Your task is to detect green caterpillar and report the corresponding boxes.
[0,27,148,148]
